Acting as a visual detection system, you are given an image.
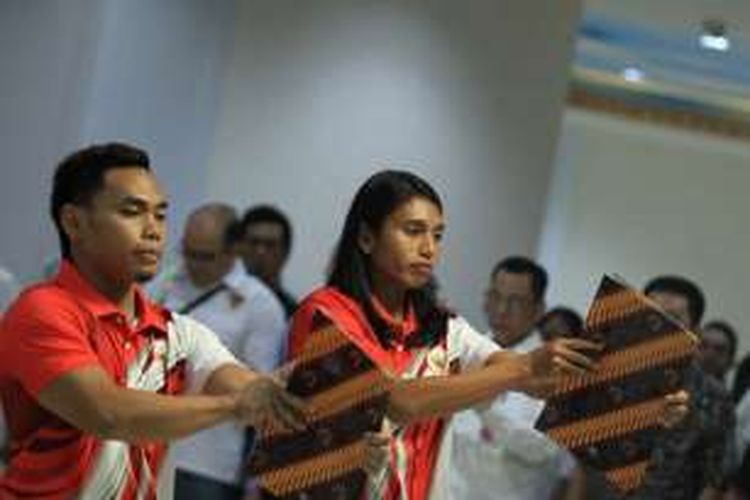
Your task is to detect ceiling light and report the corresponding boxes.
[700,34,730,51]
[622,67,644,83]
[700,19,730,51]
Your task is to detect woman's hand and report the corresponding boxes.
[363,430,391,477]
[363,424,393,495]
[516,338,602,399]
[528,338,602,377]
[660,389,690,428]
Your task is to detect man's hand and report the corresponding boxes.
[235,376,307,431]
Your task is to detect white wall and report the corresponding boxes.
[0,0,104,281]
[80,0,236,247]
[0,0,235,282]
[207,0,581,327]
[539,108,750,352]
[0,1,582,328]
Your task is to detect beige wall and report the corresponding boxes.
[540,108,750,353]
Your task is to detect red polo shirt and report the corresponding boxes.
[0,261,185,499]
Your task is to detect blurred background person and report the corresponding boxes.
[237,205,297,318]
[539,306,584,341]
[450,256,577,500]
[699,320,738,387]
[149,203,287,500]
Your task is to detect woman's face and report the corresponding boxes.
[361,196,444,293]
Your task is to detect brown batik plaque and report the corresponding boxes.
[536,275,698,494]
[247,314,392,499]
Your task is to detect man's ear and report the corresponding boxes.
[534,299,547,324]
[59,204,85,246]
[358,225,375,255]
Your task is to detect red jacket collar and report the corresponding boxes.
[289,287,419,374]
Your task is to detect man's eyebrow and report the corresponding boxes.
[117,195,169,210]
[118,195,148,206]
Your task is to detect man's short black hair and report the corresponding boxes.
[539,306,584,335]
[703,319,738,362]
[644,275,706,328]
[51,142,150,259]
[239,205,293,256]
[490,256,548,303]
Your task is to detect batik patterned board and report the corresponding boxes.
[247,313,392,499]
[536,275,698,494]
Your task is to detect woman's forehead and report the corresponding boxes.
[390,197,443,220]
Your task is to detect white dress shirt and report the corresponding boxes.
[449,331,575,500]
[736,389,750,467]
[0,267,19,314]
[149,261,288,487]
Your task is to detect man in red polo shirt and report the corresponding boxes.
[0,143,305,499]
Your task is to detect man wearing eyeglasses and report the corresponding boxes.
[482,256,547,350]
[149,203,287,500]
[450,256,576,500]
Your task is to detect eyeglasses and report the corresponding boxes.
[182,248,222,263]
[485,290,535,312]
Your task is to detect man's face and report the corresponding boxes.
[239,222,287,284]
[483,270,543,347]
[647,291,693,329]
[65,167,167,285]
[699,326,734,379]
[181,220,234,289]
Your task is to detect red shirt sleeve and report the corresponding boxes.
[1,287,101,397]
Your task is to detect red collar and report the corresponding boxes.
[370,294,418,343]
[289,287,420,374]
[55,260,168,333]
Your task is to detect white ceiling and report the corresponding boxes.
[573,0,750,111]
[585,0,750,34]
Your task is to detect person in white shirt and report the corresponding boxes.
[0,266,19,315]
[734,356,750,465]
[450,256,576,500]
[149,203,288,500]
[539,307,584,342]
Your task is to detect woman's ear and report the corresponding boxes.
[358,225,375,255]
